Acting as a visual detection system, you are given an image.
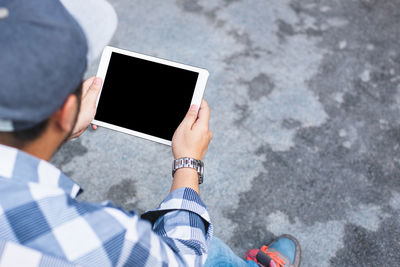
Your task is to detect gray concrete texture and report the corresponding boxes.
[52,0,400,266]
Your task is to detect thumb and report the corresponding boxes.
[183,104,199,128]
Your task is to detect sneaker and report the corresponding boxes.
[245,234,301,267]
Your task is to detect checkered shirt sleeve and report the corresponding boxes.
[0,145,213,267]
[0,239,77,267]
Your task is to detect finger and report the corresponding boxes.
[72,129,85,139]
[91,124,98,130]
[183,104,199,129]
[82,76,96,96]
[194,99,210,129]
[86,77,102,106]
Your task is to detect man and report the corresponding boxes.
[0,0,300,266]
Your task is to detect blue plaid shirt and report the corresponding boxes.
[0,144,213,266]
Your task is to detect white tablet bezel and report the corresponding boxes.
[92,46,209,146]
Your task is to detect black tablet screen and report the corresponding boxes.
[95,52,199,141]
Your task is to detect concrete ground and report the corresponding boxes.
[52,0,400,266]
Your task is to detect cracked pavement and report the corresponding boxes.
[52,0,400,265]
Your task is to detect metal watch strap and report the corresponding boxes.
[172,157,204,184]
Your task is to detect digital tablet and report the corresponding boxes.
[92,46,209,146]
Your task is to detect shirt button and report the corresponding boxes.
[0,7,9,19]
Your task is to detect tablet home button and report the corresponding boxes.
[0,7,9,19]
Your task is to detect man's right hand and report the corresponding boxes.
[172,99,213,161]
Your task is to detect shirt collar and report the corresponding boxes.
[0,144,82,198]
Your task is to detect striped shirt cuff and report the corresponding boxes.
[141,187,211,230]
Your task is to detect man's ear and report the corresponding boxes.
[51,94,78,132]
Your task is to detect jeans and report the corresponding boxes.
[204,237,259,267]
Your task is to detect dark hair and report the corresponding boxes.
[0,83,83,148]
[11,119,50,145]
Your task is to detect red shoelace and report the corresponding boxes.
[245,245,286,267]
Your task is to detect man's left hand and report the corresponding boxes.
[69,76,102,139]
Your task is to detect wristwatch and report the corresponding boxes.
[172,157,204,184]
